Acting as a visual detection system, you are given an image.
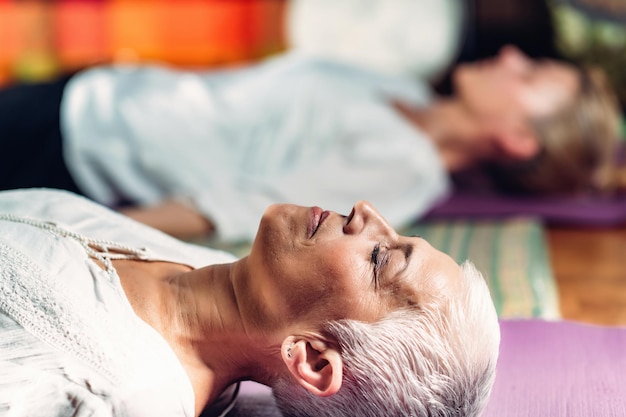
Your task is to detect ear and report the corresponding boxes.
[281,335,343,397]
[492,121,540,161]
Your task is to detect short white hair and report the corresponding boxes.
[272,261,500,417]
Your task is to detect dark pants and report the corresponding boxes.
[0,75,83,194]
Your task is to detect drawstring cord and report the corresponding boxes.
[0,213,148,274]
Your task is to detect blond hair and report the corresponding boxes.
[488,65,623,195]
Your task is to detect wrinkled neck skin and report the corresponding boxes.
[392,98,496,173]
[117,257,284,416]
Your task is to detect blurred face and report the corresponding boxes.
[454,45,580,121]
[246,201,463,329]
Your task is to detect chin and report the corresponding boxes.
[253,204,299,250]
[451,64,471,89]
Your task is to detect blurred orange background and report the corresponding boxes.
[0,0,288,85]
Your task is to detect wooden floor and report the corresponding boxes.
[547,224,626,326]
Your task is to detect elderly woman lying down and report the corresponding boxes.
[0,189,500,417]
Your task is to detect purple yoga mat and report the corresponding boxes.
[229,320,626,417]
[483,319,626,417]
[424,192,626,226]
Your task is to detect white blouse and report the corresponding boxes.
[0,189,238,416]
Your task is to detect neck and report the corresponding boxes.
[393,98,492,172]
[125,258,283,415]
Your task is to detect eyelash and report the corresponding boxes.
[371,243,389,286]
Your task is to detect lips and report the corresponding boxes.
[309,206,330,238]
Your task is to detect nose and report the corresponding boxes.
[497,45,532,73]
[343,200,397,237]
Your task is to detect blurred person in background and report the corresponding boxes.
[0,45,621,242]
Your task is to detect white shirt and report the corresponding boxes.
[61,52,450,243]
[0,189,237,416]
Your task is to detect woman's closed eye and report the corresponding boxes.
[371,243,390,288]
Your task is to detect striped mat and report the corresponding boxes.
[402,217,559,320]
[202,216,560,320]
